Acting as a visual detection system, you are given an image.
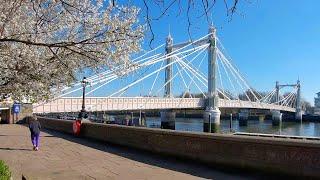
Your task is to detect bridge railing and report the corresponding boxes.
[218,99,296,112]
[33,97,205,113]
[33,97,296,114]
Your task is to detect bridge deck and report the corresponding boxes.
[33,97,296,113]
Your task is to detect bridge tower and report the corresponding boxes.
[272,81,282,126]
[203,26,221,133]
[164,34,173,98]
[295,80,302,121]
[160,33,176,130]
[272,80,302,124]
[275,81,280,104]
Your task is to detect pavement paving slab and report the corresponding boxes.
[0,124,262,180]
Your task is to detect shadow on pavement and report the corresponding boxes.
[0,134,54,137]
[0,147,33,151]
[41,128,283,180]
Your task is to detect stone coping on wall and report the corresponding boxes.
[37,117,320,178]
[37,117,320,147]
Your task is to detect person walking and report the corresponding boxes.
[29,116,41,151]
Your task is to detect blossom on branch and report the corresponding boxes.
[0,0,145,102]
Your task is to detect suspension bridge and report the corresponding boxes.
[32,26,302,131]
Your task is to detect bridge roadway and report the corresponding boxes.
[33,97,296,113]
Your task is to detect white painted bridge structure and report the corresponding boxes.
[33,26,301,127]
[33,97,296,113]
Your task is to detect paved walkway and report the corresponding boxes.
[0,125,263,180]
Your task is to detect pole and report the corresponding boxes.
[230,113,233,132]
[139,109,142,126]
[131,112,133,126]
[81,77,86,112]
[209,114,211,133]
[79,77,88,119]
[279,119,282,135]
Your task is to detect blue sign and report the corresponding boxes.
[13,104,21,114]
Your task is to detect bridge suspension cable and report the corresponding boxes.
[152,44,210,97]
[217,49,260,102]
[33,29,301,115]
[217,52,252,101]
[108,43,210,97]
[260,89,277,103]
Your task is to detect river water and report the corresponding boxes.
[145,117,320,137]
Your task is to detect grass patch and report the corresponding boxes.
[0,160,11,180]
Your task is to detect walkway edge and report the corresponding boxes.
[38,117,320,178]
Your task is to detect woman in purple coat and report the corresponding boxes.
[29,116,41,151]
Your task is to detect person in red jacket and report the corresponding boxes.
[29,116,41,151]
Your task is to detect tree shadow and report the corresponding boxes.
[0,134,53,137]
[0,147,32,151]
[40,128,285,180]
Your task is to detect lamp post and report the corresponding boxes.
[73,77,90,135]
[79,77,89,119]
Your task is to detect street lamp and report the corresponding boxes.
[78,77,90,119]
[73,77,90,135]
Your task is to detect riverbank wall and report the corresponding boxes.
[42,109,320,122]
[37,117,320,178]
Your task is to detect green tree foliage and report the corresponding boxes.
[0,160,11,180]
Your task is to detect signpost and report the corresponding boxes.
[13,104,20,114]
[12,103,21,123]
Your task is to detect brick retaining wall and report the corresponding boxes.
[37,117,320,178]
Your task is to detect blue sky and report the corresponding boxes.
[132,0,320,104]
[77,1,319,105]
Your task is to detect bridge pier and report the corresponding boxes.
[160,110,176,130]
[295,111,302,122]
[238,109,249,126]
[271,110,282,126]
[259,115,265,122]
[140,112,147,126]
[203,107,221,133]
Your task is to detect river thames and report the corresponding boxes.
[145,117,320,137]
